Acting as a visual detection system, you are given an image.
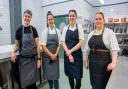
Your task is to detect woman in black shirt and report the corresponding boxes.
[11,9,41,89]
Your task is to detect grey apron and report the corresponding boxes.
[19,26,37,88]
[43,28,59,80]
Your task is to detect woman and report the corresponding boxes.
[61,10,84,89]
[41,11,61,89]
[11,9,41,89]
[85,12,120,89]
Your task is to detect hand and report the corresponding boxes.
[66,50,72,56]
[69,55,74,63]
[107,62,116,71]
[37,60,41,69]
[85,60,89,70]
[11,52,16,63]
[50,54,57,60]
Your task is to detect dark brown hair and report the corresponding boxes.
[69,9,77,17]
[24,9,32,17]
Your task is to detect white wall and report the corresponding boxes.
[42,0,69,6]
[95,3,128,22]
[42,0,95,29]
[0,0,11,45]
[21,0,43,39]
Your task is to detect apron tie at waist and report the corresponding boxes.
[19,54,37,58]
[90,49,109,52]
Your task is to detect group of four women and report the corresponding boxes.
[11,9,119,89]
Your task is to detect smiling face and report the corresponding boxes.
[68,11,77,26]
[47,15,54,27]
[95,13,105,29]
[23,12,32,26]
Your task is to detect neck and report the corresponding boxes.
[96,26,104,32]
[24,24,30,27]
[70,23,76,27]
[49,25,54,30]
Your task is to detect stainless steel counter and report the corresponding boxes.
[106,56,128,89]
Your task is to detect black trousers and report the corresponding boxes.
[89,61,112,89]
[26,83,38,89]
[48,80,59,89]
[68,77,81,89]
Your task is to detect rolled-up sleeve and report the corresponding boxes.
[78,25,84,40]
[61,26,67,43]
[57,29,62,45]
[109,32,120,51]
[40,29,47,46]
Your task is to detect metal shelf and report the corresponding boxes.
[119,44,128,47]
[115,33,128,36]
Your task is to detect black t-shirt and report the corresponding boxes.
[15,25,38,48]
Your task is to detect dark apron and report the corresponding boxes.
[19,26,37,88]
[64,25,83,79]
[43,28,59,80]
[88,29,112,89]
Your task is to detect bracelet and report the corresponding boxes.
[37,58,41,60]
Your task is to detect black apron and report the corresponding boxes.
[88,29,112,89]
[43,28,59,80]
[19,26,37,88]
[64,25,83,79]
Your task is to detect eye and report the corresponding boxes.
[95,18,102,20]
[95,18,98,20]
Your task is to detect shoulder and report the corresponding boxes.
[31,25,37,31]
[104,27,115,35]
[77,24,82,29]
[16,25,22,33]
[43,28,48,33]
[63,25,69,30]
[62,25,69,33]
[88,30,95,36]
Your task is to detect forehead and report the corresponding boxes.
[69,11,76,15]
[95,14,103,18]
[48,15,54,19]
[24,13,31,17]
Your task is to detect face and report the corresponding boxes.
[95,14,105,28]
[69,11,77,25]
[23,13,31,26]
[47,15,54,27]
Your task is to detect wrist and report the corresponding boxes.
[37,58,41,60]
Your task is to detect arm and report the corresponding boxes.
[70,39,84,53]
[107,30,119,71]
[107,50,118,71]
[66,39,84,56]
[84,50,89,69]
[35,37,41,69]
[11,40,20,63]
[55,45,61,56]
[42,45,53,57]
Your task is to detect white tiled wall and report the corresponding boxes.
[0,0,11,45]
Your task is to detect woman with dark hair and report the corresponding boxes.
[85,11,120,89]
[41,11,61,89]
[11,9,41,89]
[61,10,84,89]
